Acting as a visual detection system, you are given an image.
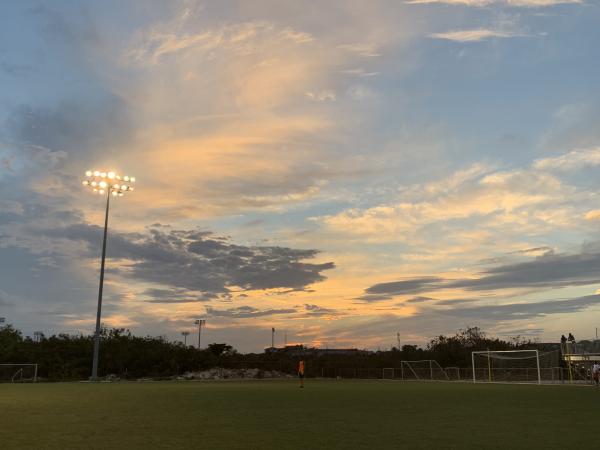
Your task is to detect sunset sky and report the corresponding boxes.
[1,0,599,352]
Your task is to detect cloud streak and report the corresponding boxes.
[533,147,600,172]
[362,249,600,298]
[430,29,527,42]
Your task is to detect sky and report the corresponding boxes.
[1,0,599,352]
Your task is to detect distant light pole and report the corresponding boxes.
[271,327,275,348]
[194,319,206,349]
[82,169,136,381]
[33,331,44,343]
[182,331,190,346]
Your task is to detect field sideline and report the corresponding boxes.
[0,379,596,449]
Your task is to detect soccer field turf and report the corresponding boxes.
[0,380,596,449]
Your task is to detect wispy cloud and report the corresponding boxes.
[430,29,527,42]
[320,168,573,241]
[533,147,600,172]
[305,90,336,102]
[206,306,297,318]
[359,277,445,302]
[337,43,381,57]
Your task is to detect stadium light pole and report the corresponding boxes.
[82,169,136,381]
[182,331,190,346]
[194,319,205,349]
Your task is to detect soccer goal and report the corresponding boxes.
[472,350,559,384]
[397,360,449,381]
[0,364,38,383]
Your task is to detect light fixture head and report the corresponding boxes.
[83,169,136,197]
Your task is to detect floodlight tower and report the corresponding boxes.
[82,169,136,381]
[182,331,190,346]
[194,319,206,349]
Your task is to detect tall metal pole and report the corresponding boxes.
[91,189,110,381]
[195,319,205,349]
[271,327,275,348]
[198,321,202,348]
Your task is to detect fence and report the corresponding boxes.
[318,366,592,384]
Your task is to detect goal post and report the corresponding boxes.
[471,350,558,384]
[0,364,38,383]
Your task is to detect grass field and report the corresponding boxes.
[0,380,597,449]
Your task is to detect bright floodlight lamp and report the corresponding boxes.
[82,169,136,381]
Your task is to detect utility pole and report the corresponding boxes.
[271,327,275,348]
[397,332,401,350]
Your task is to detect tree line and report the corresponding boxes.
[0,324,555,381]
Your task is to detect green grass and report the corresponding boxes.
[0,380,596,449]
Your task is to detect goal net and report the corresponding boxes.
[383,360,449,381]
[0,364,38,383]
[472,350,559,384]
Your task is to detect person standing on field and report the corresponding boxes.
[298,360,305,388]
[592,363,600,386]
